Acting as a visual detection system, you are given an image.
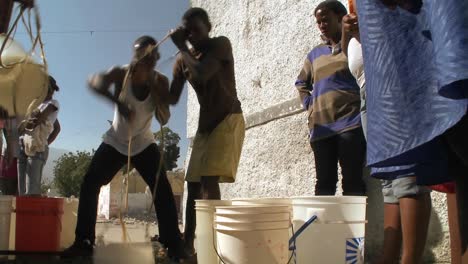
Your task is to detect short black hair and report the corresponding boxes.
[182,7,212,31]
[49,75,59,92]
[133,35,157,50]
[314,0,348,18]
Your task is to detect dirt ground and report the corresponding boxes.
[0,218,193,264]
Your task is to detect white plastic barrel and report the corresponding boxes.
[0,195,13,251]
[291,196,367,264]
[195,200,232,264]
[215,205,291,264]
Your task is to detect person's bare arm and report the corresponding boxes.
[182,38,231,83]
[88,66,125,103]
[88,66,133,119]
[341,14,360,57]
[171,28,232,83]
[168,55,187,105]
[47,119,60,145]
[151,73,171,125]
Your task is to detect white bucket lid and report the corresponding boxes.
[215,220,290,231]
[292,196,367,204]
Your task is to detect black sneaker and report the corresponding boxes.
[61,239,94,257]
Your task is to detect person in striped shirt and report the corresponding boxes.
[295,0,366,196]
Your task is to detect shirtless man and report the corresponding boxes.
[169,8,245,255]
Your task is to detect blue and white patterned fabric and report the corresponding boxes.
[356,0,468,174]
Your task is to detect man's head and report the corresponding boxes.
[182,7,211,49]
[314,0,347,41]
[132,35,160,70]
[47,75,59,100]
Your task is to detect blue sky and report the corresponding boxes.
[13,0,189,167]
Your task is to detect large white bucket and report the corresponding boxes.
[60,197,79,249]
[291,196,367,264]
[215,205,292,264]
[232,197,292,206]
[195,200,232,264]
[0,195,13,251]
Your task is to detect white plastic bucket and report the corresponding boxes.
[60,197,79,249]
[195,200,232,264]
[232,197,292,206]
[216,205,291,215]
[293,196,367,222]
[0,195,13,251]
[291,196,367,264]
[215,212,290,223]
[215,205,292,264]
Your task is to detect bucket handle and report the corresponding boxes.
[289,215,317,251]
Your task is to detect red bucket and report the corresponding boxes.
[15,196,64,252]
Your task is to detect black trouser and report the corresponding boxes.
[310,128,367,195]
[75,143,182,248]
[444,113,468,253]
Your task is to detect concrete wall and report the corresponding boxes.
[185,0,451,262]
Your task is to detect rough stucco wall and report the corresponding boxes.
[187,0,321,137]
[223,113,315,198]
[185,0,451,262]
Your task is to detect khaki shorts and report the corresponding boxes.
[382,177,431,204]
[186,114,245,183]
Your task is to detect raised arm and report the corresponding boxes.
[171,25,232,81]
[88,66,126,103]
[151,73,171,125]
[341,13,360,56]
[168,55,187,105]
[179,37,232,83]
[88,66,133,119]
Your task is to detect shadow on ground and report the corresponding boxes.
[0,241,183,264]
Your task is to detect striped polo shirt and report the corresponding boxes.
[295,43,361,142]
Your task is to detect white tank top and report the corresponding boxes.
[103,77,156,156]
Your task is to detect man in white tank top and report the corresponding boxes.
[63,36,185,261]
